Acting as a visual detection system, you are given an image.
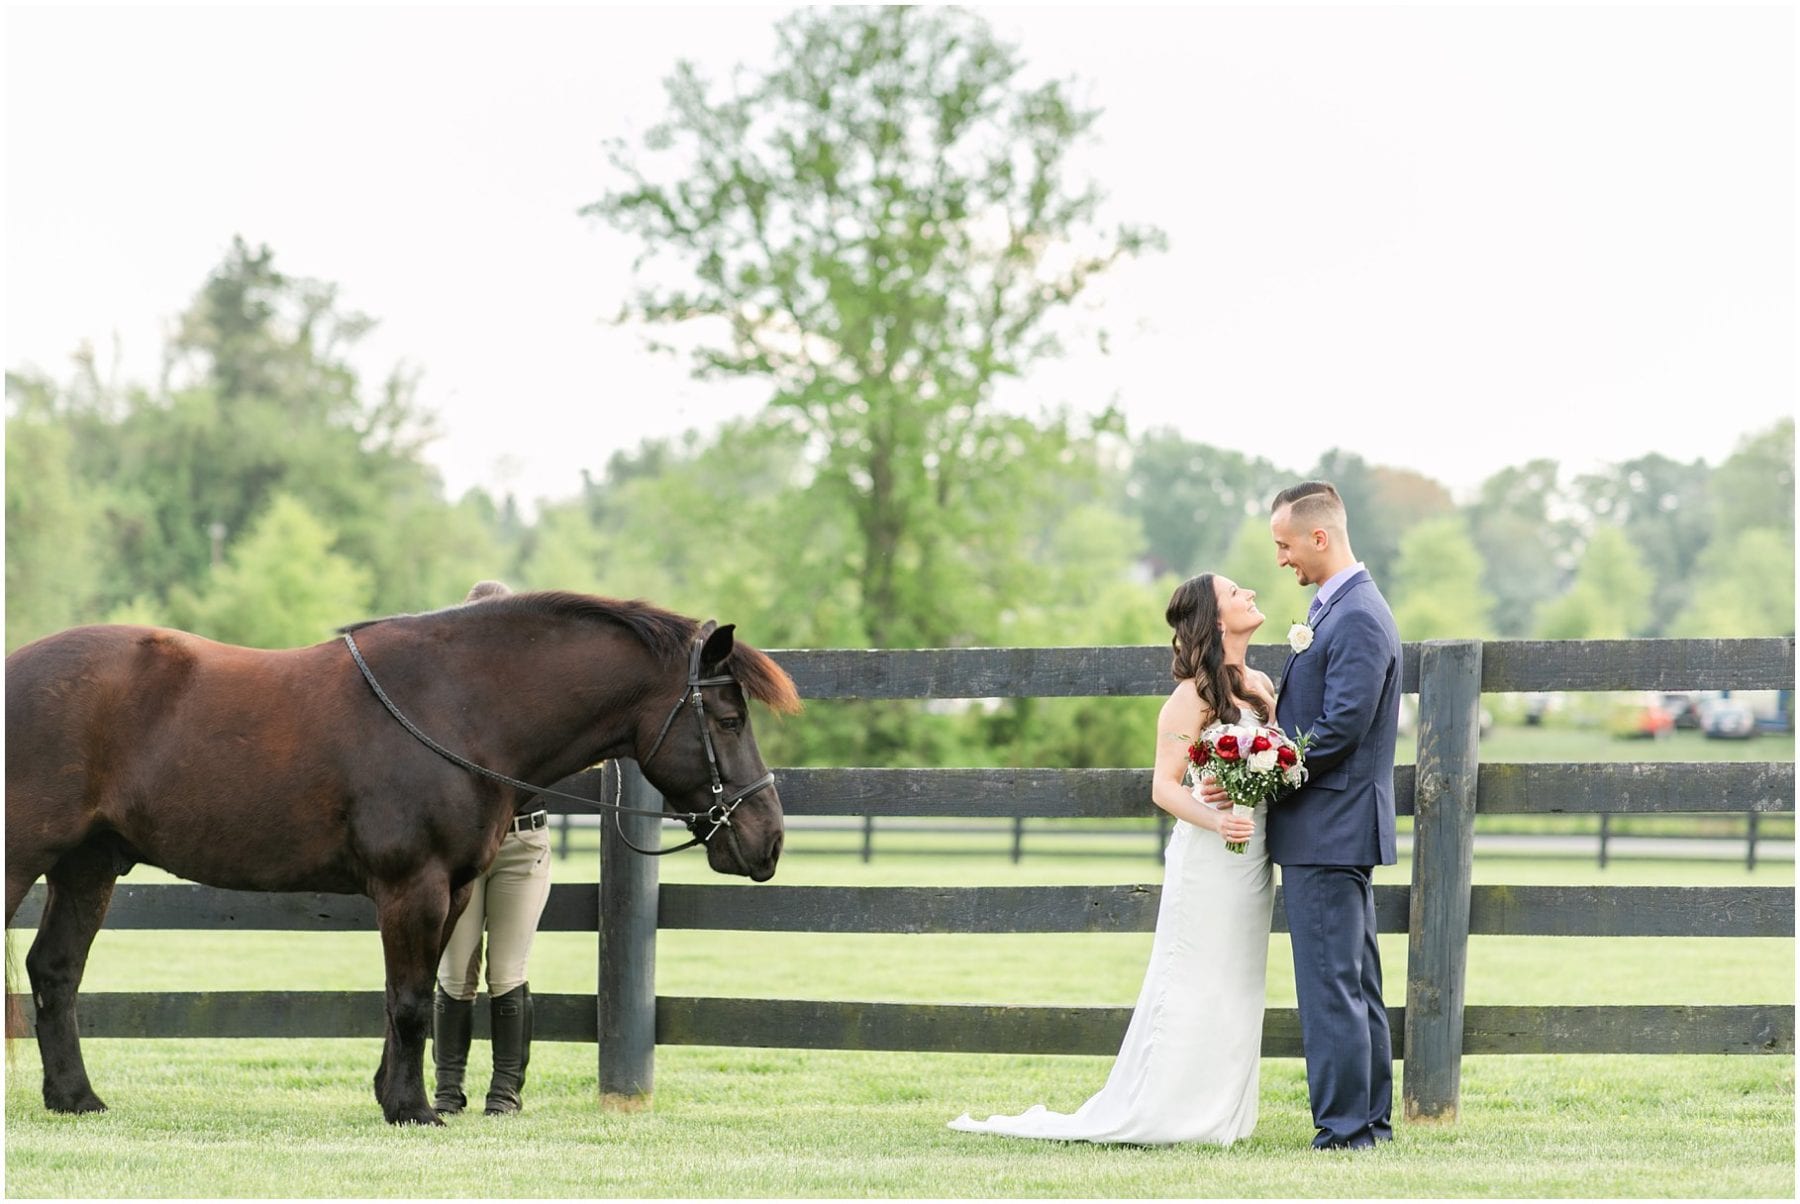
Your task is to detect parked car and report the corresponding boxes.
[1659,692,1711,731]
[1700,697,1758,740]
[1607,693,1674,740]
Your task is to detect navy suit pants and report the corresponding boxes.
[1282,863,1393,1149]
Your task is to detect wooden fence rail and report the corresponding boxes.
[9,637,1795,1124]
[15,881,1791,938]
[35,993,1790,1059]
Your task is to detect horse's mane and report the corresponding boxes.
[340,591,801,714]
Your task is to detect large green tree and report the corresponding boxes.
[1122,431,1293,578]
[533,413,1159,768]
[1572,453,1712,635]
[1534,525,1655,639]
[1650,421,1793,639]
[525,416,864,648]
[153,238,467,614]
[1465,459,1578,637]
[1707,419,1794,538]
[1667,528,1795,637]
[587,5,1162,648]
[1306,451,1454,586]
[167,493,375,648]
[1389,515,1495,639]
[4,239,515,641]
[4,377,108,649]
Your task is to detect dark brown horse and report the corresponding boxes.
[4,591,800,1124]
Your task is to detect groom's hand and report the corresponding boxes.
[1197,777,1230,808]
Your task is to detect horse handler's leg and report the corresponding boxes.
[439,879,475,962]
[372,873,452,1125]
[7,866,41,927]
[26,842,119,1113]
[7,864,48,1040]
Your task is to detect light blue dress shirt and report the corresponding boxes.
[1308,561,1367,622]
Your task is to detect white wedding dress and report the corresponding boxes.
[949,804,1274,1145]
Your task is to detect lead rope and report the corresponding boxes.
[609,759,710,856]
[341,630,704,826]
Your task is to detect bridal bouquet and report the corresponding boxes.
[1183,723,1312,854]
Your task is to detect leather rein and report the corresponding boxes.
[341,620,775,858]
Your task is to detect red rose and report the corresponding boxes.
[1277,745,1298,769]
[1214,734,1240,760]
[1250,733,1272,753]
[1188,742,1209,767]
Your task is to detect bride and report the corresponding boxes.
[949,573,1276,1146]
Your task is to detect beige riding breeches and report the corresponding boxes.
[436,823,554,1000]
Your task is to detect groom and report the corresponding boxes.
[1204,479,1401,1149]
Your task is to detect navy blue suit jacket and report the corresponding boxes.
[1267,570,1402,867]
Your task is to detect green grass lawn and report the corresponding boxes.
[6,840,1792,1197]
[4,1043,1791,1198]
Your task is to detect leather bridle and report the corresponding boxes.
[614,620,776,856]
[341,620,775,858]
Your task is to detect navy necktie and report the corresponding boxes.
[1307,594,1323,625]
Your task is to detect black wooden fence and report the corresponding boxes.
[12,638,1795,1123]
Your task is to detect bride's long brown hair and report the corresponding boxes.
[1166,574,1266,725]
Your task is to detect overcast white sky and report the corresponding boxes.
[5,3,1794,509]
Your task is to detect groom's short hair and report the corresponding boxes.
[1271,481,1348,534]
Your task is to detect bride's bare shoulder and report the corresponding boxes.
[1160,679,1212,729]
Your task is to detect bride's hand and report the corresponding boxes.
[1214,804,1255,846]
[1195,775,1254,843]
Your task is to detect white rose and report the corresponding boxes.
[1288,622,1314,652]
[1248,749,1277,773]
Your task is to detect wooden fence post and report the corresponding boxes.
[1405,638,1482,1123]
[598,760,659,1110]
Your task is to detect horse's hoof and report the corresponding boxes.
[45,1090,107,1115]
[386,1105,445,1126]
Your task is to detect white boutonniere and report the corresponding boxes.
[1287,622,1314,653]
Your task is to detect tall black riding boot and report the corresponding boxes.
[432,985,474,1115]
[485,983,532,1116]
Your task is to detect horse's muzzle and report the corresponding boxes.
[707,793,782,881]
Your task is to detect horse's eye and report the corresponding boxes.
[720,715,744,733]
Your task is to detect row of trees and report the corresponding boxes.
[5,236,1788,766]
[7,8,1793,767]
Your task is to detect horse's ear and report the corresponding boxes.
[699,622,736,671]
